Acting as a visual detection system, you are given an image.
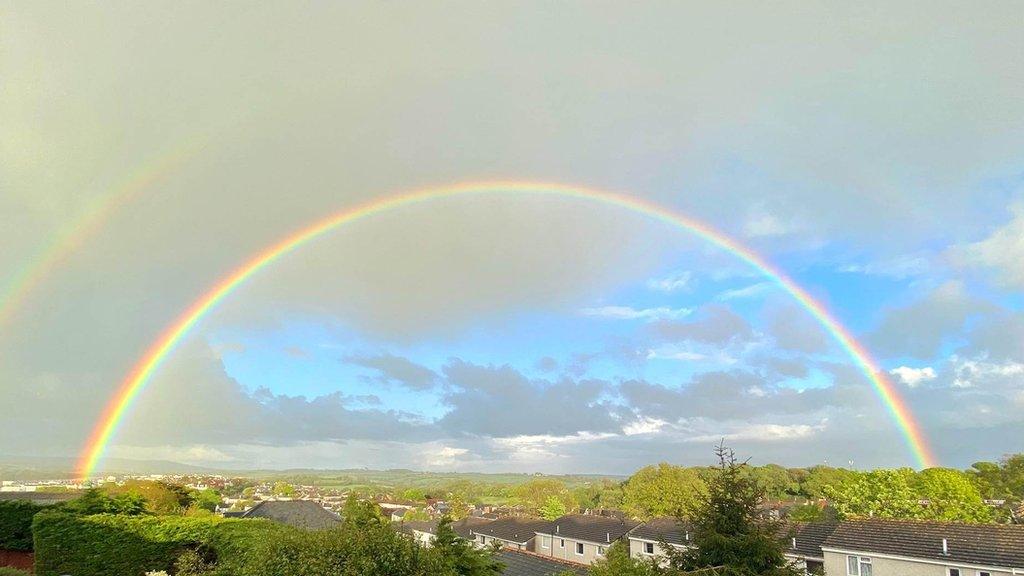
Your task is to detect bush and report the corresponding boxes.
[33,511,222,576]
[0,568,32,576]
[0,500,50,551]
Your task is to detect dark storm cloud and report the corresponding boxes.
[344,352,439,391]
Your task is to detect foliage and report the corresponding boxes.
[32,510,221,576]
[108,480,192,515]
[0,500,50,550]
[402,488,427,502]
[589,541,662,576]
[798,466,857,500]
[0,569,33,576]
[62,488,147,516]
[189,489,223,512]
[432,517,504,575]
[786,504,825,522]
[969,454,1024,501]
[826,469,923,520]
[539,496,568,520]
[448,493,470,520]
[914,468,993,522]
[622,463,706,520]
[511,479,576,516]
[272,482,297,497]
[404,507,432,522]
[666,444,802,576]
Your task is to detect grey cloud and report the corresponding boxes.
[767,305,829,354]
[438,359,619,438]
[869,281,990,359]
[649,305,753,345]
[960,312,1024,363]
[345,353,439,391]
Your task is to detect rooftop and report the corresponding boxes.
[497,549,589,576]
[822,518,1024,569]
[241,500,342,530]
[474,517,553,544]
[540,514,641,545]
[629,517,693,546]
[782,522,839,560]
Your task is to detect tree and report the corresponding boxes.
[799,466,857,500]
[589,541,662,576]
[826,469,923,520]
[402,488,427,502]
[914,468,992,522]
[511,479,575,515]
[433,517,504,576]
[786,504,825,522]
[189,489,222,512]
[667,444,802,576]
[539,496,567,520]
[273,482,297,498]
[103,480,191,515]
[622,463,706,520]
[448,493,470,521]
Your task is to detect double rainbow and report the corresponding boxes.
[76,181,938,477]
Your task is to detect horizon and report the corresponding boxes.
[3,3,1023,475]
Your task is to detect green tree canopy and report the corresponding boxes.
[826,468,923,519]
[914,468,993,522]
[538,496,568,521]
[667,445,801,576]
[622,463,706,520]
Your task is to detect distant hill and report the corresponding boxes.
[0,454,216,480]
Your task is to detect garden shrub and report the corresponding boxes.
[0,500,50,551]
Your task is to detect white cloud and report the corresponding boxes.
[687,421,827,443]
[646,271,693,293]
[580,305,692,321]
[952,358,1024,389]
[743,211,797,238]
[890,366,937,387]
[952,203,1024,289]
[840,254,932,279]
[622,417,667,436]
[716,281,774,301]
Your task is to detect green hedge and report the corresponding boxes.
[31,511,293,576]
[0,500,50,551]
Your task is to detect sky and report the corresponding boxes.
[1,2,1023,474]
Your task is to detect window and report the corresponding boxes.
[847,556,871,576]
[644,542,655,555]
[575,542,585,555]
[948,570,960,576]
[540,535,550,549]
[597,546,606,556]
[559,538,565,548]
[977,572,991,576]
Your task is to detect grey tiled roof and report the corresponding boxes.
[822,519,1024,569]
[540,514,641,545]
[474,517,553,544]
[497,550,589,576]
[241,500,342,530]
[781,522,838,560]
[628,517,693,546]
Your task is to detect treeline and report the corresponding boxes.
[390,455,1024,524]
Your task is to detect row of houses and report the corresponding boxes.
[398,511,1024,576]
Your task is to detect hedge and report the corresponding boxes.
[0,500,50,551]
[31,511,293,576]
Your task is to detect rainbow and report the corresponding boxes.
[0,146,201,335]
[76,181,938,477]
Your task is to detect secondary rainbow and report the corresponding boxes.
[77,181,938,477]
[0,145,201,335]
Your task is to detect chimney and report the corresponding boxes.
[556,525,559,534]
[791,537,797,549]
[606,532,611,543]
[685,532,690,542]
[942,538,949,555]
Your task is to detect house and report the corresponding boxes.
[496,549,589,575]
[472,517,553,551]
[821,519,1024,576]
[534,514,641,566]
[241,500,342,530]
[628,517,692,566]
[781,522,838,575]
[400,517,495,547]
